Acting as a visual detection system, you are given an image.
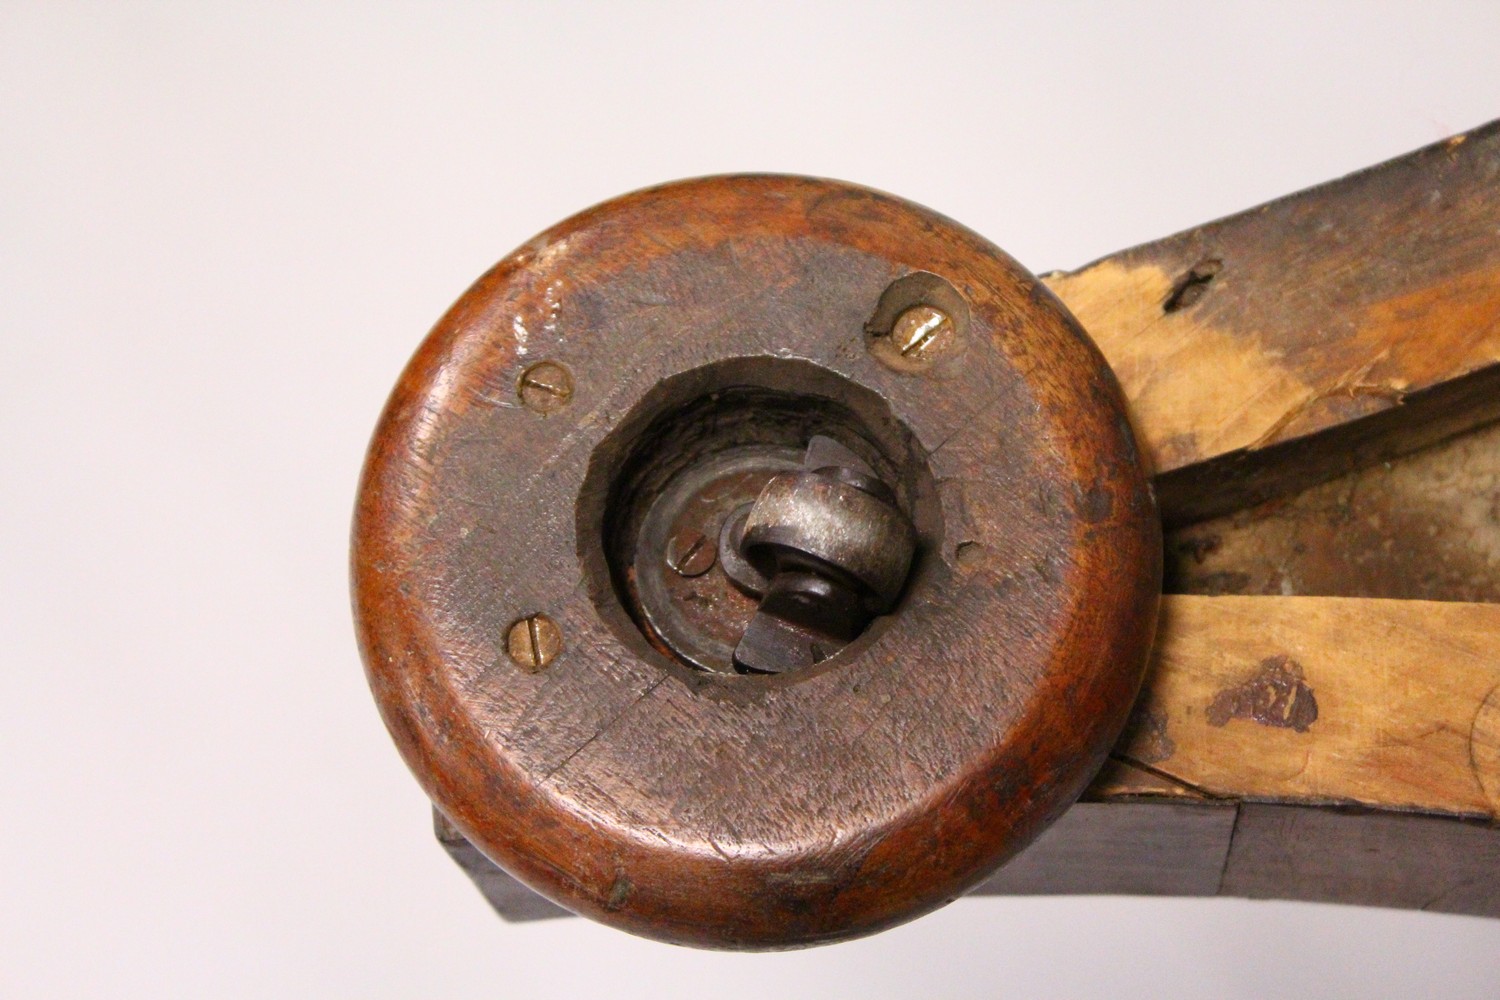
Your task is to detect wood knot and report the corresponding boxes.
[1162,259,1222,313]
[1206,654,1318,733]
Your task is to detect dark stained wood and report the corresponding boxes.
[970,801,1235,898]
[439,798,1500,920]
[434,810,569,922]
[1046,120,1500,525]
[440,802,1239,921]
[1222,804,1500,918]
[433,591,1500,924]
[353,175,1161,948]
[1167,418,1500,603]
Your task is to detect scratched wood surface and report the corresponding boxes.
[450,593,1500,922]
[1046,120,1500,525]
[354,174,1162,948]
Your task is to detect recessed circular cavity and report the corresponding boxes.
[353,174,1161,949]
[577,357,939,676]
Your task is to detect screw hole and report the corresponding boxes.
[954,541,987,571]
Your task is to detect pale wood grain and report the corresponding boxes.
[1046,121,1500,523]
[1100,594,1500,822]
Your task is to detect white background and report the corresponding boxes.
[5,3,1500,997]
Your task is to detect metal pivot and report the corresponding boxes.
[726,436,917,674]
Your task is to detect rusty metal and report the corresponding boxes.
[732,436,917,674]
[664,529,717,578]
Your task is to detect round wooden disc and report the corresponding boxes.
[353,176,1161,948]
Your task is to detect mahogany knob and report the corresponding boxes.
[352,176,1161,948]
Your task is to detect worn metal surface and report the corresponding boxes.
[503,614,562,673]
[741,469,914,611]
[631,447,801,673]
[731,437,917,673]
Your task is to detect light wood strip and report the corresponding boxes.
[1099,594,1500,822]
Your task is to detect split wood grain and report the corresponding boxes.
[1045,120,1500,524]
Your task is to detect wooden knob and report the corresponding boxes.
[352,176,1161,948]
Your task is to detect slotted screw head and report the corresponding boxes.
[518,361,575,414]
[890,304,954,358]
[665,529,717,577]
[506,613,562,672]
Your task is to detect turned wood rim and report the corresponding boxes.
[352,176,1162,947]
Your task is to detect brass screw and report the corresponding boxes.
[665,529,717,577]
[518,361,575,414]
[890,304,954,358]
[870,303,957,372]
[506,613,562,672]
